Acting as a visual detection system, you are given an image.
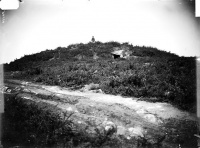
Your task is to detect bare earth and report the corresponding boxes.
[2,79,198,147]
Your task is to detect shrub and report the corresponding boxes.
[4,42,196,112]
[3,94,75,147]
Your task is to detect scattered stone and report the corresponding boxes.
[93,53,99,60]
[117,126,126,136]
[121,116,131,125]
[157,119,163,124]
[136,108,146,114]
[14,87,21,91]
[91,89,103,93]
[128,126,144,138]
[124,118,131,125]
[23,88,30,92]
[83,83,100,91]
[6,89,12,93]
[66,107,73,112]
[102,120,117,135]
[0,86,12,93]
[143,114,157,123]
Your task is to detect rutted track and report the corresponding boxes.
[2,79,198,147]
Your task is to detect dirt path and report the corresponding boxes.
[2,79,198,147]
[7,79,195,121]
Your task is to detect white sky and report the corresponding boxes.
[0,0,200,64]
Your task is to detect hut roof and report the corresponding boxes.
[111,50,124,55]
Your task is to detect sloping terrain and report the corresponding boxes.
[2,79,198,147]
[3,42,196,112]
[1,41,198,147]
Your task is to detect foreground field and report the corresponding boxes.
[1,79,198,148]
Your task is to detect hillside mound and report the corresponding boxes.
[3,41,196,112]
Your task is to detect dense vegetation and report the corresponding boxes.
[3,41,196,112]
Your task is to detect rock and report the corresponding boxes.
[102,121,115,127]
[98,89,103,93]
[116,126,126,136]
[121,117,131,125]
[23,88,30,92]
[91,89,103,93]
[143,114,163,124]
[128,126,144,138]
[136,108,146,114]
[66,107,73,112]
[105,125,112,131]
[82,83,100,91]
[124,118,131,125]
[93,53,99,60]
[94,70,98,73]
[14,87,21,91]
[143,114,157,123]
[102,120,117,135]
[6,89,12,93]
[87,83,100,90]
[157,119,163,124]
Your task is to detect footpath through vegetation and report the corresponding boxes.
[1,79,198,148]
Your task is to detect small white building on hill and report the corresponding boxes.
[111,47,132,59]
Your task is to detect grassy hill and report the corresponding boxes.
[3,41,196,112]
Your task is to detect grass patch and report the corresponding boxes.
[1,93,144,148]
[3,93,76,147]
